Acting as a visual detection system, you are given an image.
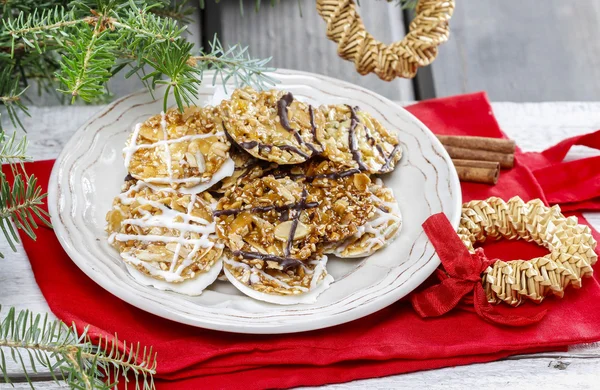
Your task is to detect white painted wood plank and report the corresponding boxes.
[298,356,600,390]
[431,1,600,101]
[0,382,62,389]
[0,102,599,387]
[219,0,414,101]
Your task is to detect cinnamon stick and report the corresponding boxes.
[443,145,514,169]
[452,159,500,185]
[437,135,515,154]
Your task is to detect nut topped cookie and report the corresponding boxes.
[210,146,275,195]
[106,180,223,295]
[329,179,402,258]
[214,176,322,269]
[267,159,375,245]
[223,251,333,305]
[124,106,234,194]
[317,104,402,174]
[220,87,324,164]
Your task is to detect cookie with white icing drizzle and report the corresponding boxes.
[317,104,402,174]
[223,251,333,305]
[124,106,234,194]
[329,178,402,258]
[106,180,223,295]
[220,87,324,164]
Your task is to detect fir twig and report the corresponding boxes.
[0,131,29,163]
[0,165,49,257]
[0,67,29,132]
[190,36,276,95]
[0,306,157,389]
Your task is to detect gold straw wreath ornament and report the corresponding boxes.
[457,197,597,307]
[316,0,455,80]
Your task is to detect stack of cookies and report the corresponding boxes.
[106,87,403,305]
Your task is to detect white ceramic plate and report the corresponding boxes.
[48,70,461,334]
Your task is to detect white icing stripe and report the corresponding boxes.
[124,123,142,169]
[142,176,204,184]
[334,187,402,256]
[160,112,174,181]
[169,193,196,273]
[120,218,214,234]
[110,233,208,245]
[122,132,225,153]
[169,157,235,195]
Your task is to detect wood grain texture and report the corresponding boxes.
[431,1,600,101]
[218,0,414,101]
[0,101,599,387]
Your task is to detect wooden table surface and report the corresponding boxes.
[0,101,599,389]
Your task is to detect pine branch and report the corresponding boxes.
[142,39,201,112]
[56,24,117,102]
[0,166,50,257]
[189,36,276,94]
[113,0,186,53]
[0,67,29,132]
[3,6,87,54]
[0,306,157,389]
[0,131,29,163]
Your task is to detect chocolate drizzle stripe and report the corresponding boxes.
[284,188,307,257]
[213,200,319,217]
[277,92,295,132]
[271,168,361,182]
[308,105,323,155]
[278,144,310,159]
[224,116,309,160]
[380,144,400,172]
[231,250,303,270]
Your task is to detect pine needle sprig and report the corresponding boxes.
[0,165,50,257]
[3,6,82,54]
[57,25,117,102]
[143,39,202,112]
[190,36,276,96]
[114,0,187,55]
[0,67,29,132]
[0,306,157,389]
[0,131,29,164]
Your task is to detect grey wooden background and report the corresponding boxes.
[28,1,600,104]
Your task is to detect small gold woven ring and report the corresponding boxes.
[456,197,598,307]
[316,0,455,80]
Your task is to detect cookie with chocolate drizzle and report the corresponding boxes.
[220,87,324,165]
[269,159,375,245]
[317,104,402,174]
[328,178,402,258]
[106,181,224,296]
[214,176,322,270]
[124,105,234,194]
[209,145,275,195]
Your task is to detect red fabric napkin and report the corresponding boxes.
[7,92,600,389]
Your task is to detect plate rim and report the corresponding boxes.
[47,68,462,334]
